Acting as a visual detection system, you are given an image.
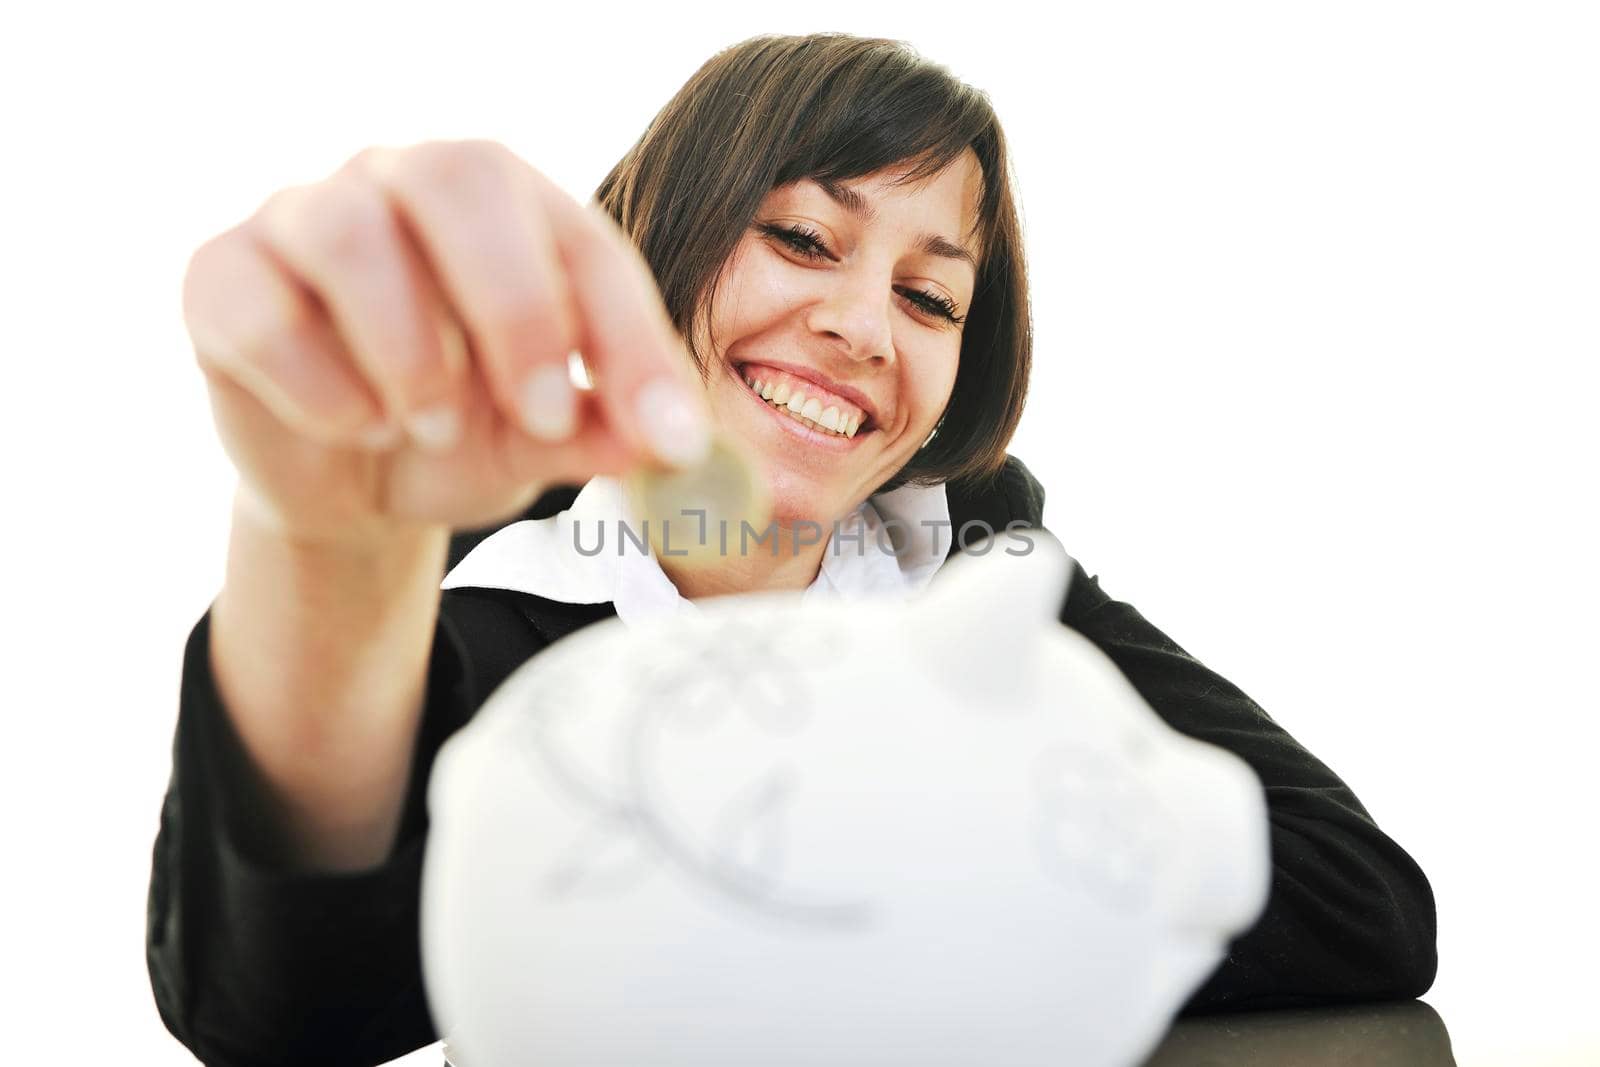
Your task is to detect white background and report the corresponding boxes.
[3,2,1595,1064]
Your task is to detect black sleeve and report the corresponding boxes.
[1055,564,1438,1015]
[145,590,540,1067]
[994,454,1437,1013]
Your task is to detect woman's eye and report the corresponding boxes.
[764,222,831,261]
[758,223,966,327]
[903,288,965,325]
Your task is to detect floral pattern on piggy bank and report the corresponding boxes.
[421,529,1271,1067]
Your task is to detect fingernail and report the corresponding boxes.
[405,403,461,452]
[636,377,711,468]
[519,363,578,441]
[568,349,595,392]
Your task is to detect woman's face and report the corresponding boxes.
[692,149,984,528]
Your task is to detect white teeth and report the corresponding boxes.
[741,370,865,437]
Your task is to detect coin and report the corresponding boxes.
[622,432,772,568]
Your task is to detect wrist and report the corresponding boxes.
[225,485,450,624]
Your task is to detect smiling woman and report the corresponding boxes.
[586,34,1029,600]
[146,29,1437,1067]
[590,34,1030,499]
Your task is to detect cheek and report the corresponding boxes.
[715,243,800,335]
[915,351,962,426]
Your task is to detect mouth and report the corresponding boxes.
[730,361,879,452]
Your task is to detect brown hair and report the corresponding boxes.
[593,32,1031,494]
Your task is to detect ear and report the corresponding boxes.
[909,527,1074,710]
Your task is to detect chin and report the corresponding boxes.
[758,464,852,530]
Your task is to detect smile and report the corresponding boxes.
[735,363,875,434]
[730,362,875,451]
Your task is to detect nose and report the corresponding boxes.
[806,269,896,367]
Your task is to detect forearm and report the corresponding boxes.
[209,485,450,871]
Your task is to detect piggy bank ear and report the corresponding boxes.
[909,527,1074,708]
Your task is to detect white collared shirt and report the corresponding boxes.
[441,475,953,629]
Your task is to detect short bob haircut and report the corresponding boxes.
[593,32,1031,496]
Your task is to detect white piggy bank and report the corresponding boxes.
[421,530,1271,1067]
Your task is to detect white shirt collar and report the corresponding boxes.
[441,475,952,629]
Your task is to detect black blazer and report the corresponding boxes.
[146,455,1438,1067]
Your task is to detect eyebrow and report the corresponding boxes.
[813,178,979,275]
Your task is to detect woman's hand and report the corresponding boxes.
[183,138,711,549]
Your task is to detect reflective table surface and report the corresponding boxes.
[439,1000,1452,1066]
[1140,999,1452,1066]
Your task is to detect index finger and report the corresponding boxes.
[515,166,713,470]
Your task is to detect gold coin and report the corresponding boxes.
[622,432,772,568]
